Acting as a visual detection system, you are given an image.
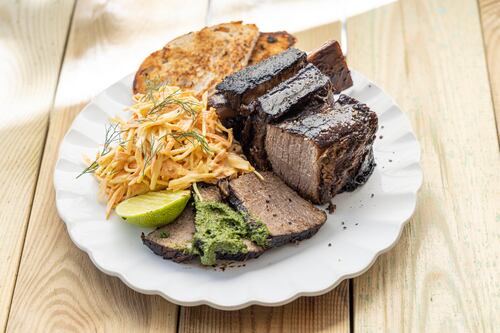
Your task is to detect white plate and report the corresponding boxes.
[54,70,422,310]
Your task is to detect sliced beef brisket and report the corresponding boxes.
[142,185,264,263]
[222,172,327,248]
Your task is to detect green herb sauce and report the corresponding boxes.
[192,200,269,266]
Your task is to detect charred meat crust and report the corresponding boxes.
[244,64,333,120]
[239,64,333,170]
[307,40,353,92]
[216,48,307,109]
[341,148,376,192]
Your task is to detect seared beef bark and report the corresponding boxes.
[265,95,378,204]
[222,172,327,248]
[216,48,307,110]
[307,40,353,92]
[240,64,332,169]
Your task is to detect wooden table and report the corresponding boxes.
[1,0,499,332]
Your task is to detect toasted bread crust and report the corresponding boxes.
[133,22,259,96]
[248,31,297,65]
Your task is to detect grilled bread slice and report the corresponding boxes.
[133,22,259,96]
[248,31,297,65]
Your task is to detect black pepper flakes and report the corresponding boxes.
[328,243,332,247]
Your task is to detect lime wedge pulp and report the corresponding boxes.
[115,190,191,227]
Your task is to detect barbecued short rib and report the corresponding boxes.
[222,172,327,248]
[216,48,307,110]
[240,64,333,169]
[307,40,353,92]
[265,95,378,204]
[142,185,265,263]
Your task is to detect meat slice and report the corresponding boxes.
[216,48,307,110]
[307,40,353,92]
[223,172,327,248]
[265,95,378,204]
[240,64,332,169]
[141,204,196,262]
[142,185,264,263]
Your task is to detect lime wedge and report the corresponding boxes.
[116,190,191,227]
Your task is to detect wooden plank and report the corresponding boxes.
[5,1,207,331]
[178,22,350,333]
[348,0,500,331]
[294,22,341,52]
[0,0,75,330]
[478,0,500,140]
[179,281,350,333]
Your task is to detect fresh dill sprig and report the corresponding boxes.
[77,160,99,178]
[144,76,163,103]
[76,123,123,178]
[169,131,211,153]
[143,78,199,118]
[142,135,164,175]
[149,90,199,118]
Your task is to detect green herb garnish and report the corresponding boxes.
[77,123,123,178]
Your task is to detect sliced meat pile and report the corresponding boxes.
[210,40,374,204]
[142,177,325,264]
[140,29,377,266]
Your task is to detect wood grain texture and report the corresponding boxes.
[5,1,207,332]
[0,0,74,330]
[179,281,350,333]
[348,0,500,332]
[177,25,350,333]
[478,0,500,140]
[294,22,341,52]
